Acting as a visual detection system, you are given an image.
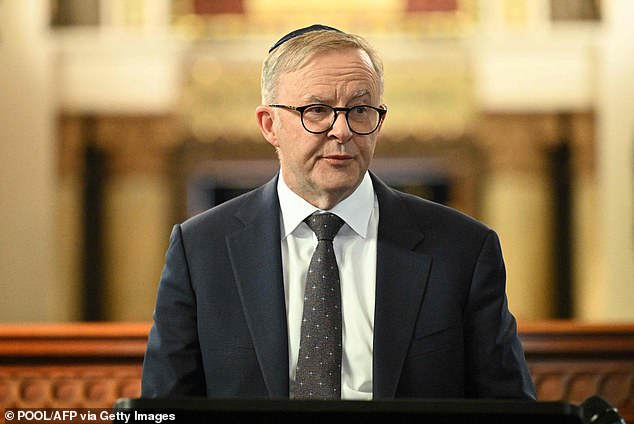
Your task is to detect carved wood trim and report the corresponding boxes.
[519,321,634,357]
[0,365,142,409]
[519,321,634,420]
[1,321,631,421]
[0,323,150,359]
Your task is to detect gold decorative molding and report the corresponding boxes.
[171,0,479,40]
[57,114,183,177]
[474,111,595,175]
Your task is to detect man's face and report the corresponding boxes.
[257,48,384,210]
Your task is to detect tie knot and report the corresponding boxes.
[305,212,345,241]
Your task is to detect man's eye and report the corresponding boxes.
[306,106,329,116]
[352,106,369,115]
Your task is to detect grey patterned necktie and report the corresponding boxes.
[295,212,345,399]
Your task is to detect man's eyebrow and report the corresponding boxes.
[302,94,328,103]
[351,89,371,99]
[301,90,371,104]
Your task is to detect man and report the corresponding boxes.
[141,24,536,400]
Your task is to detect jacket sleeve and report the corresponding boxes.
[463,230,537,399]
[141,224,206,397]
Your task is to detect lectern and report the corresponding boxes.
[114,398,584,424]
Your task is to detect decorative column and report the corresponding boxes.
[594,0,634,320]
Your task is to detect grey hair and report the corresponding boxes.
[261,30,384,104]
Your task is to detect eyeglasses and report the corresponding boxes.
[269,103,387,135]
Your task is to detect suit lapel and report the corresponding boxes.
[224,174,431,399]
[371,175,432,399]
[225,177,289,398]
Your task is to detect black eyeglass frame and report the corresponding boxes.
[268,103,387,135]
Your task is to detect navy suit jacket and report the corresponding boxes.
[141,173,536,400]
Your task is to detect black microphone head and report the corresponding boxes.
[581,396,626,424]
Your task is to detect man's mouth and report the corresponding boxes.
[322,154,353,161]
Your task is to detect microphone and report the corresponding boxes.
[581,396,627,424]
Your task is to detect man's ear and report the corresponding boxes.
[376,104,387,133]
[256,105,279,148]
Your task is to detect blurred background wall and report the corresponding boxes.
[0,0,632,323]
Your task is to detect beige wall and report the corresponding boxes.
[0,0,59,322]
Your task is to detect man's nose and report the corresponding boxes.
[328,111,353,142]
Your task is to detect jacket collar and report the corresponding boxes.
[227,173,431,399]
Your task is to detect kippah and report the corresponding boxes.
[268,24,344,53]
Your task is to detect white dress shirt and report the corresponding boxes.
[277,172,378,400]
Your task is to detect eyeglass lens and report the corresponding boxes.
[302,105,381,135]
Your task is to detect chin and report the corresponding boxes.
[318,175,362,196]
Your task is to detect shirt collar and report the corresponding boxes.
[277,172,375,239]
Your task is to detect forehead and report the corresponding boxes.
[277,48,380,103]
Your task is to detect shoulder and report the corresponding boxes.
[372,173,493,242]
[399,189,487,231]
[179,176,279,237]
[373,173,487,228]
